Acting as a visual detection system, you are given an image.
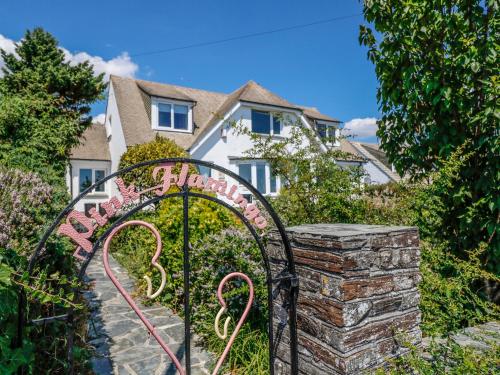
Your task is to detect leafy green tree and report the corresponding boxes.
[0,28,106,181]
[118,134,194,190]
[359,1,499,273]
[231,116,372,226]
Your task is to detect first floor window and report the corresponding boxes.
[251,110,281,135]
[155,99,191,131]
[317,122,337,143]
[95,170,105,192]
[79,168,107,193]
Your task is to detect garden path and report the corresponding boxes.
[84,251,212,375]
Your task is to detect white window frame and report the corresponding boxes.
[79,168,108,195]
[235,160,281,196]
[151,97,194,133]
[316,121,339,145]
[251,109,282,136]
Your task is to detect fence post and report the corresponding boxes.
[269,224,422,375]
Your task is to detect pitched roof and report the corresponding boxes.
[349,142,401,182]
[338,139,364,160]
[299,106,340,123]
[70,123,110,161]
[358,143,392,170]
[237,80,298,109]
[109,75,338,151]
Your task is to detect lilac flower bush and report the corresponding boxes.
[0,167,89,374]
[0,168,54,254]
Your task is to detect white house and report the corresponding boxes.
[68,75,397,213]
[336,140,401,185]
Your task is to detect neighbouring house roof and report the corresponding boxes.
[344,141,401,182]
[70,123,110,161]
[358,143,392,170]
[338,139,362,156]
[109,75,338,151]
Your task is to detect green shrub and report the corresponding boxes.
[190,229,269,374]
[0,261,33,374]
[118,135,196,190]
[0,167,90,374]
[109,197,238,311]
[376,337,499,375]
[419,242,500,336]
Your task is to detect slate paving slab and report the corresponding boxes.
[84,251,213,374]
[422,321,500,352]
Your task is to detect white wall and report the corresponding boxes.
[336,160,392,185]
[105,82,127,198]
[191,104,312,196]
[362,161,392,185]
[69,159,112,211]
[106,82,127,172]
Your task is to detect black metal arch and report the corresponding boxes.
[21,158,299,374]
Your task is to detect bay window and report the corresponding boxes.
[236,161,280,195]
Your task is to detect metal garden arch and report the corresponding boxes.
[19,158,299,374]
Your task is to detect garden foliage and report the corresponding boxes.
[118,134,196,190]
[359,0,499,275]
[377,336,499,374]
[0,27,104,373]
[0,167,88,374]
[0,27,106,182]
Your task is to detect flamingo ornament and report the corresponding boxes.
[102,220,185,375]
[212,272,254,375]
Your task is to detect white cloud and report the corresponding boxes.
[343,117,379,138]
[0,33,138,80]
[0,34,17,73]
[61,49,138,81]
[93,113,106,124]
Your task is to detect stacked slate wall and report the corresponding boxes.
[270,223,421,375]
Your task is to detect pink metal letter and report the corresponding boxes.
[102,220,185,374]
[57,210,94,253]
[212,272,254,375]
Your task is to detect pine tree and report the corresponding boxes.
[0,28,106,181]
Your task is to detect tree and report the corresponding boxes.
[359,1,499,273]
[118,134,194,190]
[0,28,106,181]
[231,116,371,226]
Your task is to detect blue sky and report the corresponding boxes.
[0,0,379,142]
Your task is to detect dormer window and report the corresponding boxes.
[251,110,281,135]
[317,122,338,144]
[152,97,193,133]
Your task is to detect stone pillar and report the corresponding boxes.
[270,224,422,375]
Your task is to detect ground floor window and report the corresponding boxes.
[79,168,107,193]
[84,203,107,216]
[236,161,280,195]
